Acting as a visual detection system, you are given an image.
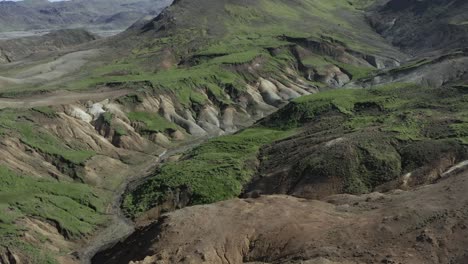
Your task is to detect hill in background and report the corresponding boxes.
[0,0,173,32]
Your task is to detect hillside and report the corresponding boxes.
[367,0,468,54]
[120,83,468,220]
[0,0,467,263]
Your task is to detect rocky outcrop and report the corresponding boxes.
[368,50,468,88]
[285,37,403,85]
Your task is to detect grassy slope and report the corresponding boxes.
[128,112,179,134]
[0,108,95,165]
[123,127,293,217]
[0,108,111,262]
[260,83,468,193]
[0,166,107,264]
[273,83,468,141]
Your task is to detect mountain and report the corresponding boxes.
[0,0,172,32]
[0,0,467,263]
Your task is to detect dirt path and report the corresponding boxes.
[0,88,131,109]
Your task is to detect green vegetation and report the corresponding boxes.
[209,49,266,64]
[0,0,393,103]
[98,112,131,137]
[333,60,376,80]
[114,125,128,137]
[128,112,178,133]
[102,112,114,125]
[0,109,106,263]
[0,166,107,263]
[269,83,434,138]
[348,0,378,9]
[20,124,95,164]
[122,127,293,217]
[0,109,95,164]
[0,166,106,237]
[32,106,58,118]
[300,53,376,81]
[70,63,242,107]
[297,135,402,194]
[0,239,58,264]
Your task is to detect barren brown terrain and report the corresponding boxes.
[94,165,468,264]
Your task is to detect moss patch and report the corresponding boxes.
[128,112,178,133]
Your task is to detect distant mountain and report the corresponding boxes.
[0,28,98,63]
[0,0,173,32]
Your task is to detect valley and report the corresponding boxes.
[0,0,172,33]
[0,29,123,41]
[0,0,467,264]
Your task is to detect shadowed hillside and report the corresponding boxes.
[367,0,468,54]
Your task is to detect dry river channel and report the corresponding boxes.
[80,137,210,264]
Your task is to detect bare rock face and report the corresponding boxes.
[315,65,351,87]
[0,247,21,264]
[371,52,468,88]
[94,169,468,264]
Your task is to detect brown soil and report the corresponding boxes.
[93,168,468,264]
